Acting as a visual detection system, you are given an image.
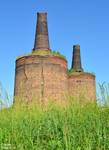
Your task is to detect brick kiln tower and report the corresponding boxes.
[14,12,96,103]
[68,45,96,101]
[14,12,68,102]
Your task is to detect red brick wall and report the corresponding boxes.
[14,55,68,102]
[14,55,96,103]
[68,73,96,101]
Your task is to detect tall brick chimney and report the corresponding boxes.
[72,45,83,72]
[33,12,50,51]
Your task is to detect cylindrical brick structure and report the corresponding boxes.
[14,55,68,102]
[14,12,96,104]
[68,72,96,101]
[33,12,50,51]
[72,45,83,72]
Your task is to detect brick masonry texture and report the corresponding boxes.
[68,73,96,101]
[33,13,50,51]
[14,54,96,102]
[14,55,68,102]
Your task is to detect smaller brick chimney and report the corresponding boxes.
[72,45,83,72]
[33,12,50,51]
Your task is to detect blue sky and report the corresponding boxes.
[0,0,109,96]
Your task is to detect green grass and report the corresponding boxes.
[0,84,109,150]
[0,100,109,149]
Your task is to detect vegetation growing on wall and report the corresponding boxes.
[67,68,95,76]
[17,50,66,60]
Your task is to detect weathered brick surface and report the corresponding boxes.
[33,13,50,51]
[68,73,96,101]
[14,55,68,102]
[14,12,96,103]
[14,54,96,103]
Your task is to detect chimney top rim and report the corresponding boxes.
[73,44,80,47]
[73,44,80,49]
[37,12,47,15]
